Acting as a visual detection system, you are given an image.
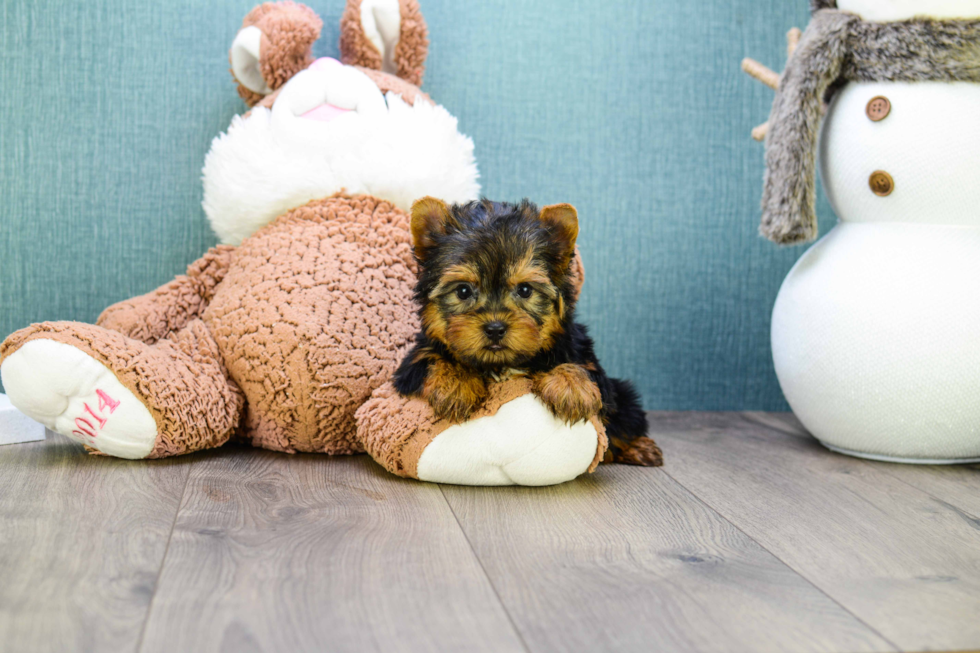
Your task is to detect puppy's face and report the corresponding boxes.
[411,198,579,369]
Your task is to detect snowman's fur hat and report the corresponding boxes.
[761,7,980,244]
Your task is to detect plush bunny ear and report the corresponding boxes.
[230,1,323,106]
[339,0,429,87]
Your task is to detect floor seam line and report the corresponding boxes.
[738,412,980,521]
[133,462,192,653]
[871,465,980,521]
[658,463,902,653]
[733,412,980,523]
[438,484,532,653]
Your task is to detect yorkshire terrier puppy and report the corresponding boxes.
[393,197,662,466]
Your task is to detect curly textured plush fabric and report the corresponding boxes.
[761,8,980,244]
[0,194,418,458]
[356,378,608,479]
[235,1,322,105]
[97,246,236,344]
[390,0,428,86]
[354,66,432,106]
[204,194,418,455]
[339,0,429,87]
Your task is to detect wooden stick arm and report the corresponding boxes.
[742,26,801,141]
[741,58,779,90]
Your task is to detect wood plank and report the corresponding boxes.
[0,432,188,653]
[441,465,893,653]
[867,461,980,522]
[655,411,980,652]
[877,463,980,523]
[748,412,980,521]
[138,449,525,653]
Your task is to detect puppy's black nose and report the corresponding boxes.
[483,321,507,342]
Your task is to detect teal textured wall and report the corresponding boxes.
[0,0,836,408]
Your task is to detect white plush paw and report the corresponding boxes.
[0,340,158,459]
[416,394,599,486]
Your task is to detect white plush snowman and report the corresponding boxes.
[749,0,980,462]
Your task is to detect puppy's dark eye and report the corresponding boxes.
[455,284,473,300]
[516,283,533,299]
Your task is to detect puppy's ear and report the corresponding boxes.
[411,197,455,260]
[539,203,579,264]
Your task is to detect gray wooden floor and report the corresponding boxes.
[1,413,979,653]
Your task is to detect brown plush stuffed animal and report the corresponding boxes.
[0,1,606,486]
[0,0,477,459]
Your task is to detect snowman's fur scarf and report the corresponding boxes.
[761,8,980,244]
[202,92,480,245]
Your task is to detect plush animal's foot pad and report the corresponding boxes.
[356,379,608,486]
[418,394,600,485]
[0,340,158,459]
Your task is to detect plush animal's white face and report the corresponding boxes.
[202,58,480,245]
[837,0,980,20]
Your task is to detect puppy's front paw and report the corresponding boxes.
[423,360,487,423]
[532,364,602,425]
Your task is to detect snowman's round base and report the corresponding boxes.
[819,441,980,466]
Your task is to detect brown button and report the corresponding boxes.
[866,96,891,121]
[869,170,894,196]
